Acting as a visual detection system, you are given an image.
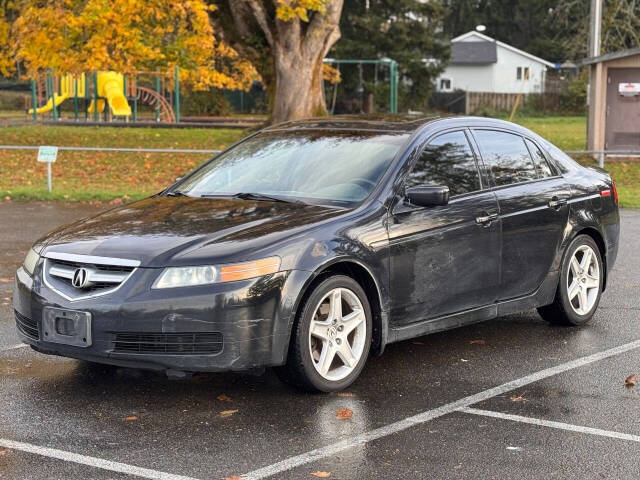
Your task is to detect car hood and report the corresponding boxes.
[40,197,346,267]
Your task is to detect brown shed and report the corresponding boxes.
[585,48,640,152]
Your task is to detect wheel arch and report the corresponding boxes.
[291,258,387,357]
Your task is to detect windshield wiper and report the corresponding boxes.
[199,192,302,204]
[165,190,189,197]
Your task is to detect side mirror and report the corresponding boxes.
[405,185,450,207]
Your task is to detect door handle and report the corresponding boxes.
[548,196,568,210]
[476,213,498,226]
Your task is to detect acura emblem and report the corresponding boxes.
[72,268,90,289]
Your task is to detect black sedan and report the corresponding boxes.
[14,116,620,392]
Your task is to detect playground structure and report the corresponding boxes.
[323,58,399,114]
[29,67,181,123]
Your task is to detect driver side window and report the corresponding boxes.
[406,131,481,197]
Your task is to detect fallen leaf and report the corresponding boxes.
[124,415,138,421]
[510,395,526,403]
[0,277,14,283]
[223,476,241,480]
[412,341,425,345]
[469,339,486,345]
[337,392,354,397]
[625,374,638,387]
[217,394,231,402]
[220,409,238,418]
[311,472,331,478]
[0,448,6,456]
[336,407,353,420]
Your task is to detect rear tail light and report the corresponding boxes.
[602,183,618,204]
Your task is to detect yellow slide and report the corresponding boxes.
[29,93,69,115]
[96,71,131,117]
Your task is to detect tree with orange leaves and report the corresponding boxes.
[9,0,256,91]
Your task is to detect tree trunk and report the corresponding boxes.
[270,53,326,124]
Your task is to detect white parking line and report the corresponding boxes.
[460,407,640,443]
[0,438,200,480]
[2,340,640,479]
[0,343,28,352]
[241,339,640,479]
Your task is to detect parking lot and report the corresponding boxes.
[1,201,639,480]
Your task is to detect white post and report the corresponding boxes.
[47,162,52,192]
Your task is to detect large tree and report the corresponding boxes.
[332,0,449,112]
[212,0,344,124]
[7,0,254,90]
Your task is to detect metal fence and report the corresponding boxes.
[564,150,640,168]
[0,145,221,154]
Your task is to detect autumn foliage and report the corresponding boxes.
[5,0,256,90]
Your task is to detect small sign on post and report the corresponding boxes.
[37,146,58,193]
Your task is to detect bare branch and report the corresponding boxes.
[244,0,276,48]
[303,0,344,55]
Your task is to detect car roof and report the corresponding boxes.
[263,115,536,136]
[263,114,441,133]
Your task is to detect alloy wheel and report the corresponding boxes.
[567,244,600,315]
[308,287,367,381]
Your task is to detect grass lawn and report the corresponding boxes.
[0,117,638,207]
[0,125,246,202]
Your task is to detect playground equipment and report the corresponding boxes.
[323,58,399,114]
[87,72,131,117]
[29,67,181,123]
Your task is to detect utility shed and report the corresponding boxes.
[585,48,640,152]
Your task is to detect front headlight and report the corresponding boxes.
[152,256,281,289]
[23,248,40,276]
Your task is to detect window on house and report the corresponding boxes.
[524,67,530,80]
[439,78,452,92]
[516,67,522,80]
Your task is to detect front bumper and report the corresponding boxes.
[13,265,312,373]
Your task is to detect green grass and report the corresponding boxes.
[508,116,587,151]
[0,125,246,202]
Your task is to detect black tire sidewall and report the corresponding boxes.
[296,275,372,392]
[559,235,603,325]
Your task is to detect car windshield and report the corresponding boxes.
[174,130,408,206]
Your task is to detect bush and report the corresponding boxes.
[0,90,29,110]
[181,90,233,117]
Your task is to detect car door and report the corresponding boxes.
[471,129,570,301]
[388,129,501,326]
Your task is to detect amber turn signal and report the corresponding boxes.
[220,257,281,282]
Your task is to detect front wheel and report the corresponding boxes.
[275,275,372,392]
[538,234,603,326]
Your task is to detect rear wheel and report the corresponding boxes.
[538,235,603,326]
[276,275,372,392]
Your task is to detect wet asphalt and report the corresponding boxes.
[1,201,639,480]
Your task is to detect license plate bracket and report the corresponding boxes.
[42,307,92,348]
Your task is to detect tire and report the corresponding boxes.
[275,275,372,392]
[537,234,604,326]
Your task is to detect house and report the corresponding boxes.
[436,31,555,94]
[584,48,640,152]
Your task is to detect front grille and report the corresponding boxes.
[113,332,223,355]
[43,255,137,300]
[15,310,39,340]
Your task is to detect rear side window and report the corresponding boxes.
[474,130,538,186]
[406,131,481,196]
[525,138,554,178]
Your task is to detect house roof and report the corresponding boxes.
[451,31,555,68]
[582,47,640,65]
[451,41,497,65]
